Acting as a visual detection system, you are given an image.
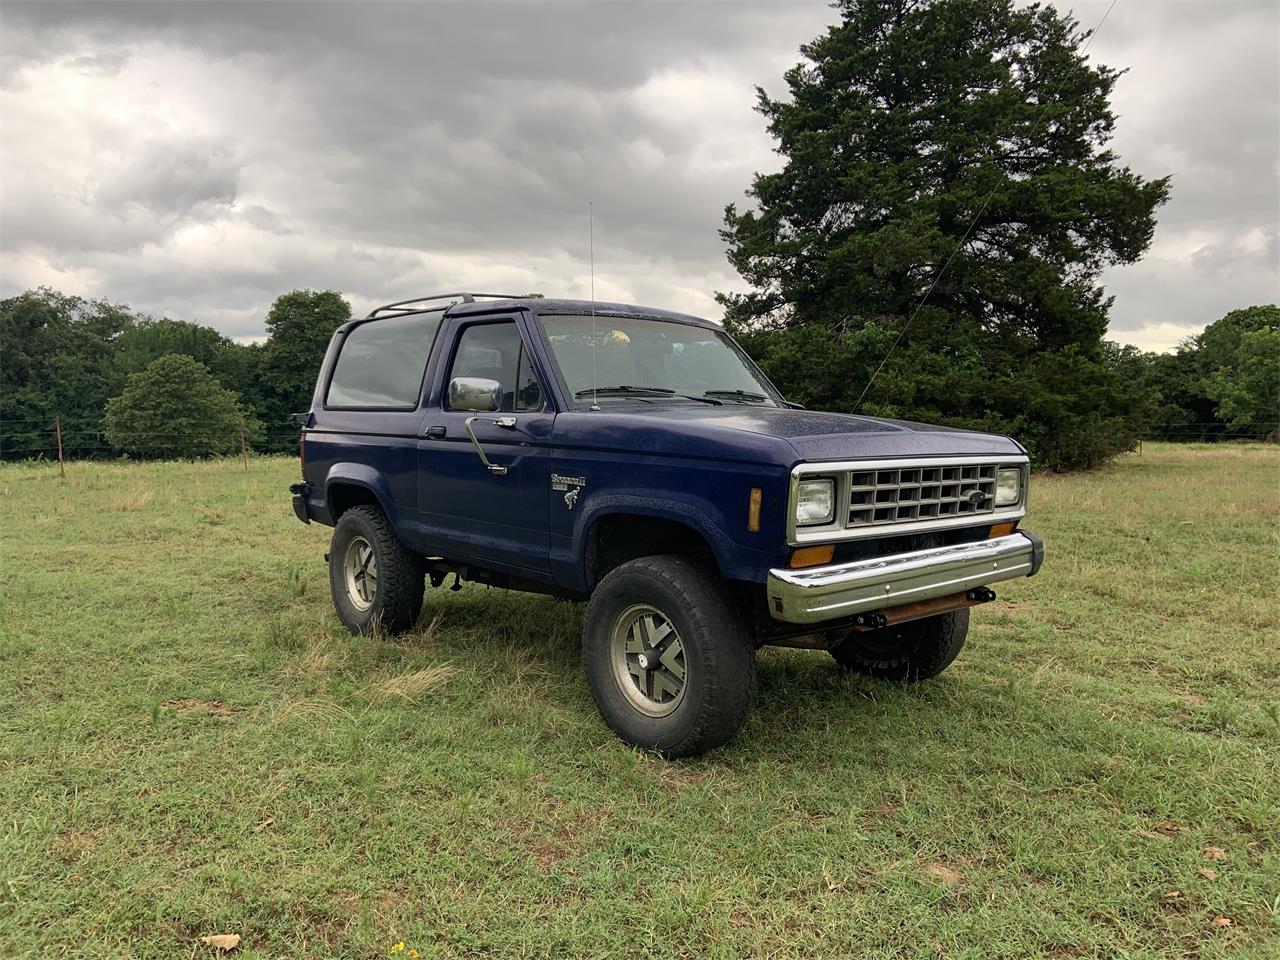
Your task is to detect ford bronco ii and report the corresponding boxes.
[290,293,1043,756]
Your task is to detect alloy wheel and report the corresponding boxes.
[343,535,377,611]
[610,604,688,717]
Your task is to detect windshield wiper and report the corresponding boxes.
[703,389,771,403]
[575,385,674,397]
[575,386,723,405]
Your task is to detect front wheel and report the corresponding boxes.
[830,609,969,682]
[328,505,424,635]
[582,555,756,758]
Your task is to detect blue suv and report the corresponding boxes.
[291,293,1043,756]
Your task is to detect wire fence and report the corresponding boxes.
[1143,421,1277,441]
[0,416,303,466]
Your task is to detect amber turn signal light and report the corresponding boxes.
[747,487,763,532]
[989,520,1018,538]
[789,544,834,568]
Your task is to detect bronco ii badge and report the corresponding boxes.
[551,473,586,510]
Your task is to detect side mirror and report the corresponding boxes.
[449,377,501,412]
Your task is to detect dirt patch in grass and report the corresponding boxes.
[50,828,108,864]
[921,861,965,887]
[506,807,607,875]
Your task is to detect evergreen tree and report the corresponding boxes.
[720,0,1170,469]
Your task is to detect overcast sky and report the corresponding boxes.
[1,0,1276,351]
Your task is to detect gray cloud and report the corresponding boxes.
[1082,0,1279,347]
[94,140,240,218]
[1,0,1275,349]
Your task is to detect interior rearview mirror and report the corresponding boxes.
[449,377,501,412]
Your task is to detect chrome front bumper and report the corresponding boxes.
[767,532,1043,625]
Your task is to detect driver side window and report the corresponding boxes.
[445,321,543,412]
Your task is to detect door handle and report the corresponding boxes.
[463,416,517,475]
[425,425,446,438]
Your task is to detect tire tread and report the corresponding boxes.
[583,555,756,757]
[329,505,424,635]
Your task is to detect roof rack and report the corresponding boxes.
[364,292,541,319]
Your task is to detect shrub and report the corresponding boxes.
[103,354,262,459]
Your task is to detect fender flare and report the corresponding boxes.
[574,491,736,584]
[324,463,399,525]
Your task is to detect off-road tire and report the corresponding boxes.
[328,505,424,635]
[830,609,969,682]
[582,555,756,758]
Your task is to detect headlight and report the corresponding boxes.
[795,478,835,526]
[995,467,1021,507]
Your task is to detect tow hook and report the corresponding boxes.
[965,586,997,603]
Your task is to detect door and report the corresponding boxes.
[418,316,553,572]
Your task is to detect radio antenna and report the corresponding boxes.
[589,201,599,410]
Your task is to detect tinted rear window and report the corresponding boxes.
[326,312,443,408]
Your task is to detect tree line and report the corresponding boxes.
[1,287,350,460]
[1,284,1274,467]
[1118,306,1279,443]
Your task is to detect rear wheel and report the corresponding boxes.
[328,505,424,635]
[830,609,969,682]
[583,555,756,757]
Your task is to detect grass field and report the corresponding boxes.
[1,443,1277,958]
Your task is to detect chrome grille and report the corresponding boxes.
[848,463,998,528]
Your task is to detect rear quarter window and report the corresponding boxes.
[325,311,443,408]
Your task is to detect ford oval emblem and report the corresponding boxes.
[967,489,987,505]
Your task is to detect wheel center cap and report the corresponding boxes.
[637,652,651,670]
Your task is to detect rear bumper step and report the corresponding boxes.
[767,531,1043,625]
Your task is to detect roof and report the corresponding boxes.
[353,292,717,331]
[446,297,716,327]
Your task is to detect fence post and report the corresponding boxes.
[55,416,65,478]
[240,424,249,471]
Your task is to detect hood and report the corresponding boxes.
[552,404,1024,466]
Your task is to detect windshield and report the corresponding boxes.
[538,314,780,406]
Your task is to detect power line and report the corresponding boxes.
[853,0,1121,412]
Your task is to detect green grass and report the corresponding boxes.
[1,443,1277,958]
